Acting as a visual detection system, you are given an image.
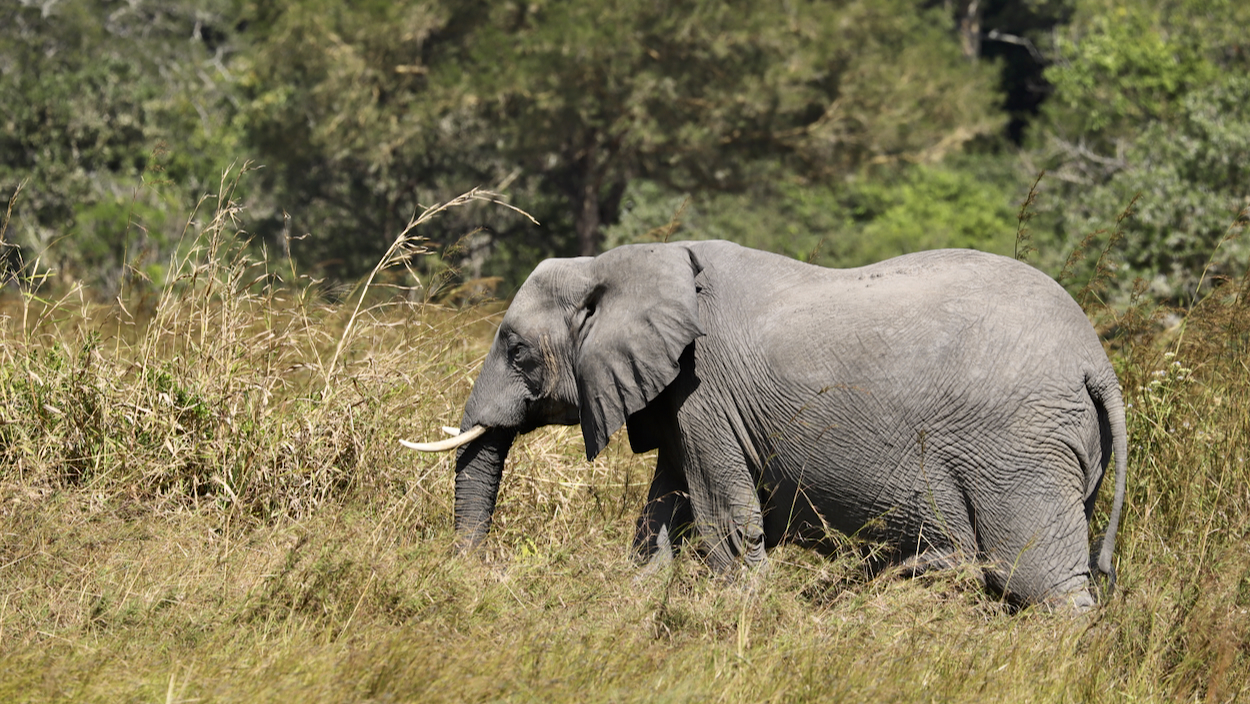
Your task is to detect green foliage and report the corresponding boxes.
[840,160,1021,261]
[467,0,1003,183]
[4,0,1246,308]
[466,0,1004,255]
[0,0,243,294]
[605,177,848,263]
[1030,0,1250,303]
[234,1,537,282]
[235,0,1004,284]
[1064,76,1250,301]
[1043,3,1219,144]
[605,157,1023,269]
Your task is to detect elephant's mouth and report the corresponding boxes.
[400,424,488,452]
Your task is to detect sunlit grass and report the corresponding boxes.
[2,185,1249,702]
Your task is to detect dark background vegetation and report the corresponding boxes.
[3,0,1248,303]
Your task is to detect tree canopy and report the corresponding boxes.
[237,0,1002,271]
[1,0,239,292]
[1030,0,1250,301]
[1,0,1247,302]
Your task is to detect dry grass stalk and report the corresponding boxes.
[1013,171,1044,263]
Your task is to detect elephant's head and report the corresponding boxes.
[405,244,705,549]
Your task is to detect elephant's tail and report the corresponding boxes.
[1088,369,1128,591]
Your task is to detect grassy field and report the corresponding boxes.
[2,191,1249,702]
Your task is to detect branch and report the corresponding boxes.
[984,29,1045,64]
[1043,135,1129,186]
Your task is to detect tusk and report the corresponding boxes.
[400,424,487,452]
[441,426,461,437]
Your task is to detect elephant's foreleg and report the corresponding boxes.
[681,435,768,575]
[633,448,693,568]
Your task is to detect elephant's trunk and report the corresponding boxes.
[453,427,517,550]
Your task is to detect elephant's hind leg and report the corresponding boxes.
[633,446,693,569]
[978,467,1096,611]
[899,548,980,580]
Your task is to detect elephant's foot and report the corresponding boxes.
[633,524,676,583]
[739,549,771,591]
[1040,575,1098,614]
[1048,589,1096,614]
[899,548,963,577]
[701,519,769,586]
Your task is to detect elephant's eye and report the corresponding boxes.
[499,331,520,365]
[507,340,536,370]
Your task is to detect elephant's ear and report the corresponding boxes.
[575,244,704,460]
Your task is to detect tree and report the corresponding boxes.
[603,155,1023,270]
[1028,0,1250,302]
[238,0,1005,287]
[0,0,242,293]
[1043,75,1250,300]
[235,1,524,283]
[459,0,1005,255]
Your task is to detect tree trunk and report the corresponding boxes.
[959,0,982,61]
[575,177,601,256]
[568,129,629,256]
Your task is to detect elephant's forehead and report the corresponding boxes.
[505,257,592,324]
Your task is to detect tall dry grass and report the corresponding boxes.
[0,169,512,520]
[1,177,1249,702]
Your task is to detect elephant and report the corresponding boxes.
[405,240,1127,611]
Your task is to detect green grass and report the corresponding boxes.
[2,188,1249,702]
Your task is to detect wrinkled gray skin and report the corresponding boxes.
[451,241,1127,610]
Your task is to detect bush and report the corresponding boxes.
[604,157,1024,268]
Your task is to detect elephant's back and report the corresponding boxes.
[744,250,1100,382]
[681,244,1112,414]
[827,248,1081,318]
[692,244,1090,338]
